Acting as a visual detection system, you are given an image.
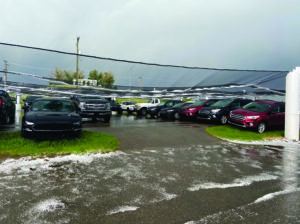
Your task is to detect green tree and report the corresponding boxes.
[88,69,102,86]
[52,68,84,84]
[102,72,115,89]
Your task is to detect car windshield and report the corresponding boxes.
[31,100,75,112]
[242,102,272,112]
[158,102,166,106]
[26,96,41,101]
[128,102,136,105]
[77,96,104,100]
[173,102,186,108]
[211,100,232,107]
[190,100,206,106]
[146,99,153,103]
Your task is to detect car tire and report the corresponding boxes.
[141,108,147,116]
[9,113,15,124]
[257,122,266,134]
[3,113,10,124]
[174,112,180,120]
[220,115,228,124]
[127,108,132,115]
[104,116,111,123]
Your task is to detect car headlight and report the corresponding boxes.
[24,121,34,125]
[188,108,196,111]
[167,109,174,112]
[211,109,221,114]
[246,116,260,119]
[73,121,81,125]
[151,108,156,111]
[79,102,85,108]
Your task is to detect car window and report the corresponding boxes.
[211,100,232,107]
[279,104,285,113]
[206,100,217,106]
[166,102,174,107]
[230,101,240,109]
[32,100,74,112]
[190,100,206,107]
[243,102,271,112]
[270,105,280,113]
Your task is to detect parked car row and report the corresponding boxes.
[0,90,286,139]
[142,98,286,134]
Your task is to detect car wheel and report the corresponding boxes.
[127,108,132,114]
[3,113,10,124]
[141,108,147,116]
[257,122,266,134]
[174,112,180,120]
[220,115,228,124]
[21,127,29,139]
[9,114,15,124]
[104,116,111,123]
[157,111,161,118]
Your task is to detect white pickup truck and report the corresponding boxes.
[134,98,160,116]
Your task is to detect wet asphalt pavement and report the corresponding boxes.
[0,112,299,223]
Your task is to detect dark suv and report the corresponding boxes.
[70,95,111,122]
[0,90,15,124]
[197,98,252,124]
[228,100,285,133]
[146,100,183,118]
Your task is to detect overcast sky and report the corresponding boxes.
[1,0,300,86]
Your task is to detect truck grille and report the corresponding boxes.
[85,104,105,111]
[230,113,245,121]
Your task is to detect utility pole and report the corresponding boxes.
[76,37,80,86]
[4,60,8,82]
[139,76,142,91]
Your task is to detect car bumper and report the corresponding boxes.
[228,118,260,128]
[22,125,82,139]
[79,110,111,118]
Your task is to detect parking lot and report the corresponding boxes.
[0,112,299,223]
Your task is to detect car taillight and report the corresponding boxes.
[0,99,3,107]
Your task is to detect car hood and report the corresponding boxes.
[81,99,107,104]
[25,112,81,123]
[231,108,263,116]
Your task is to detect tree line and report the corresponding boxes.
[52,68,115,89]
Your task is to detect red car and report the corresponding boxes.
[178,99,219,120]
[228,100,285,133]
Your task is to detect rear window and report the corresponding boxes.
[211,100,232,107]
[242,102,272,113]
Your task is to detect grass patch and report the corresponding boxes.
[0,130,119,157]
[206,125,284,142]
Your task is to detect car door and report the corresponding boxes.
[268,105,284,126]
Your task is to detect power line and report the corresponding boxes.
[0,42,289,73]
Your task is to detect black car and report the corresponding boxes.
[21,98,82,139]
[0,90,15,124]
[197,98,252,124]
[23,95,43,112]
[160,102,194,120]
[110,100,122,114]
[146,100,183,118]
